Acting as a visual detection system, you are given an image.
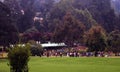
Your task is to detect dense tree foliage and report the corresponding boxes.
[8,44,31,72]
[84,26,107,53]
[4,0,35,32]
[28,41,43,56]
[2,0,120,33]
[0,2,18,48]
[73,0,118,32]
[53,13,85,46]
[107,30,120,53]
[0,0,120,50]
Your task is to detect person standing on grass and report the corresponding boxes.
[60,52,62,57]
[47,51,50,57]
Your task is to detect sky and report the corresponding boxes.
[0,0,4,2]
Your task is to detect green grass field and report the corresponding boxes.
[0,57,120,72]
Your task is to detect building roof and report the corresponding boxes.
[41,42,67,48]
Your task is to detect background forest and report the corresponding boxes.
[0,0,120,52]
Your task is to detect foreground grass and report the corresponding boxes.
[0,57,120,72]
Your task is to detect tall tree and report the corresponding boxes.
[84,26,107,56]
[4,0,35,33]
[107,30,120,54]
[74,9,98,30]
[33,0,55,32]
[17,0,35,32]
[88,0,117,32]
[73,0,118,32]
[53,12,85,46]
[0,2,18,48]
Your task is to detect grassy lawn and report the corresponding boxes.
[0,57,120,72]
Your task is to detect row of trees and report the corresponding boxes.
[20,12,120,54]
[0,1,120,53]
[1,0,120,33]
[47,0,120,32]
[53,12,120,53]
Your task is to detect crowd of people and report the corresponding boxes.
[41,48,115,57]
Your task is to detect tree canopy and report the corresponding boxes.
[84,26,107,52]
[53,12,85,46]
[107,30,120,53]
[0,2,18,47]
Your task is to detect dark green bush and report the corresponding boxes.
[8,44,31,72]
[30,44,43,57]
